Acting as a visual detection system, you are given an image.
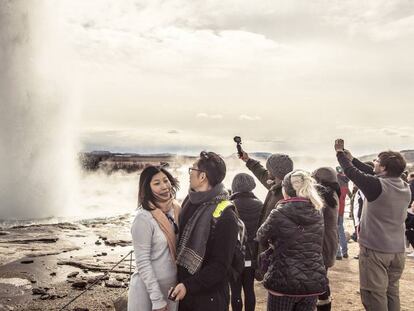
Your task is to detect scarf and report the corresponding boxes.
[176,183,229,274]
[149,192,181,261]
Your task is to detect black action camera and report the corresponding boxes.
[168,290,176,301]
[233,136,243,157]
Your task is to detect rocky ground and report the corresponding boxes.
[0,215,413,311]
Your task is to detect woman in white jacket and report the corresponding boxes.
[128,165,181,311]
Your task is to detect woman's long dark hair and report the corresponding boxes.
[138,165,180,211]
[317,181,340,209]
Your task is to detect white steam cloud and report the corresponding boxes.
[0,0,80,219]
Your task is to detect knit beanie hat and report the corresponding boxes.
[312,167,338,184]
[232,173,256,193]
[266,153,293,179]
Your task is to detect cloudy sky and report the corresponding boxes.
[38,0,414,157]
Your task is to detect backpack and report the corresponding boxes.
[211,200,247,282]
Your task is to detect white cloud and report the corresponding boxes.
[196,113,223,119]
[239,115,261,121]
[56,0,414,157]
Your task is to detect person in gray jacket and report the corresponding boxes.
[128,166,181,311]
[334,139,411,311]
[239,150,293,280]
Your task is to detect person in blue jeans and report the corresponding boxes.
[336,167,350,259]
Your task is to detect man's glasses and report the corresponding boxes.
[188,167,205,174]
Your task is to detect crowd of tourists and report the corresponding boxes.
[127,139,413,311]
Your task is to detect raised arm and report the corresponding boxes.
[334,139,381,202]
[246,158,272,190]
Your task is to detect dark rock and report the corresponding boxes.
[48,289,57,300]
[115,275,126,282]
[95,240,102,245]
[20,260,34,264]
[32,288,47,295]
[104,279,124,288]
[104,240,130,247]
[5,237,58,244]
[71,281,87,289]
[73,308,89,311]
[50,272,57,276]
[27,275,37,284]
[0,231,9,236]
[67,271,79,278]
[101,252,107,256]
[85,274,108,284]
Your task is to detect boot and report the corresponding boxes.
[316,302,331,311]
[317,297,332,311]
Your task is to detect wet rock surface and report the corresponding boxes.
[0,215,133,310]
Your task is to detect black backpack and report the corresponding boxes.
[211,200,247,282]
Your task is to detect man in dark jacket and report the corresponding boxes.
[171,151,239,311]
[239,151,294,280]
[334,139,411,311]
[229,173,263,311]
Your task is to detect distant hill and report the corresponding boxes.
[359,150,414,164]
[79,149,414,174]
[79,151,196,173]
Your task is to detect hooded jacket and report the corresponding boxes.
[257,198,327,295]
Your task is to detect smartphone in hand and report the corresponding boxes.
[168,287,176,301]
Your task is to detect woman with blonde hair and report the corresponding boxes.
[128,165,180,311]
[257,170,327,311]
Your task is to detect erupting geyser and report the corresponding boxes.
[0,0,79,220]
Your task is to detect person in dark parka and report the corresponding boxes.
[257,170,327,311]
[229,173,263,311]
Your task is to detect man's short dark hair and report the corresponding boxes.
[377,151,407,177]
[197,151,226,187]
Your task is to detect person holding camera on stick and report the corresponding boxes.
[334,139,411,311]
[238,141,293,280]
